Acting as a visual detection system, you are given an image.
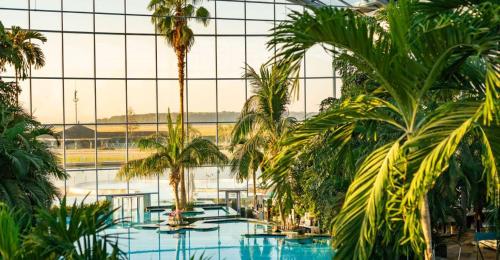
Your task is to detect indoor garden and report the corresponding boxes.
[0,0,498,259]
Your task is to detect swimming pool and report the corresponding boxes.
[108,220,334,259]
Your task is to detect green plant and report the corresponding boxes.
[148,0,211,208]
[0,204,20,260]
[184,201,196,211]
[23,197,125,259]
[269,0,499,258]
[0,103,67,215]
[117,112,227,210]
[230,135,264,210]
[231,64,297,225]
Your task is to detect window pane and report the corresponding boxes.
[187,37,215,78]
[97,169,127,195]
[63,0,92,12]
[306,45,333,77]
[30,0,60,10]
[97,125,126,167]
[190,166,218,201]
[218,123,234,152]
[127,80,156,123]
[63,13,93,32]
[158,80,181,123]
[306,78,333,117]
[96,35,125,78]
[31,79,63,124]
[30,11,61,30]
[217,37,244,78]
[191,18,214,35]
[127,36,155,78]
[65,124,96,169]
[64,33,94,77]
[157,38,179,78]
[246,3,274,20]
[216,1,244,19]
[287,79,305,120]
[275,4,303,21]
[128,124,156,161]
[32,32,62,77]
[246,21,274,35]
[219,166,246,190]
[188,123,216,143]
[187,80,215,122]
[95,14,124,33]
[95,0,124,13]
[44,125,64,166]
[126,0,151,14]
[126,15,154,34]
[1,0,28,9]
[217,19,244,35]
[246,37,272,71]
[18,80,30,113]
[66,169,97,204]
[96,80,126,122]
[2,64,15,77]
[0,10,28,28]
[218,80,245,122]
[64,80,95,124]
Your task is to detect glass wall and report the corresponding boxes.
[0,0,345,205]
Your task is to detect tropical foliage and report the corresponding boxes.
[0,198,124,260]
[231,64,297,225]
[148,0,210,208]
[0,22,46,105]
[0,102,67,215]
[267,0,499,258]
[118,112,227,210]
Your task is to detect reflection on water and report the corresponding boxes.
[110,221,333,260]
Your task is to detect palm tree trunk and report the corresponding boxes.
[173,181,180,211]
[176,46,187,209]
[278,202,286,229]
[420,194,433,260]
[14,71,19,106]
[253,170,257,210]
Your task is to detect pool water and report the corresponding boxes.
[108,220,334,259]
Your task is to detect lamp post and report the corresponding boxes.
[73,89,79,124]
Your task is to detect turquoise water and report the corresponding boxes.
[108,220,333,259]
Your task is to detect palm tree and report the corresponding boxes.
[231,64,297,225]
[269,0,499,258]
[117,112,227,210]
[0,103,67,215]
[148,0,210,207]
[230,135,264,210]
[0,22,14,71]
[5,26,46,104]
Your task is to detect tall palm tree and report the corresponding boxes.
[5,26,46,104]
[269,0,499,258]
[231,64,297,225]
[148,0,210,207]
[0,103,67,215]
[230,135,264,210]
[117,112,227,210]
